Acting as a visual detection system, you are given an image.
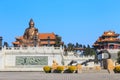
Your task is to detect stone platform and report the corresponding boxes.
[0,47,63,71]
[0,72,119,80]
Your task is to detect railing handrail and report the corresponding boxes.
[3,46,62,51]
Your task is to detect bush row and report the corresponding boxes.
[43,66,77,73]
[114,65,120,73]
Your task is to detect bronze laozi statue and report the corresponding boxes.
[23,19,38,40]
[12,18,63,47]
[21,19,39,46]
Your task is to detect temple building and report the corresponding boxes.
[93,31,120,49]
[13,19,63,47]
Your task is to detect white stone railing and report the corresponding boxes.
[63,51,94,59]
[97,49,120,53]
[2,46,64,54]
[63,55,95,60]
[107,49,120,53]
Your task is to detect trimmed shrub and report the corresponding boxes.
[68,66,77,73]
[117,51,120,64]
[56,66,64,73]
[117,57,120,64]
[114,65,120,73]
[43,66,51,73]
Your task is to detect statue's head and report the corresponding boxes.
[35,28,38,33]
[29,18,34,28]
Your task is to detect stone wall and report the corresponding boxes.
[0,47,63,71]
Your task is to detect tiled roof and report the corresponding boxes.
[15,33,56,40]
[13,33,57,45]
[93,43,99,46]
[96,38,120,42]
[101,38,120,42]
[102,31,119,37]
[16,36,23,40]
[12,41,20,44]
[39,33,56,39]
[40,41,56,45]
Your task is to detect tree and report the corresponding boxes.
[64,44,67,49]
[67,43,74,51]
[118,51,120,57]
[55,35,62,47]
[83,45,86,49]
[117,57,120,64]
[117,51,120,64]
[83,45,96,56]
[78,44,82,48]
[4,42,9,47]
[87,44,90,48]
[75,42,79,48]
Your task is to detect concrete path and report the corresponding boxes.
[0,72,119,80]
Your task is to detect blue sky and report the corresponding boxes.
[0,0,120,46]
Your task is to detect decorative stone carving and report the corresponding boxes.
[107,59,115,73]
[76,64,82,73]
[16,56,48,66]
[52,60,58,70]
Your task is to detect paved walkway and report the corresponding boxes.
[0,72,119,80]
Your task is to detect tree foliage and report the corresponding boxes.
[118,51,120,57]
[117,51,120,64]
[55,35,62,47]
[83,47,96,56]
[64,42,96,56]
